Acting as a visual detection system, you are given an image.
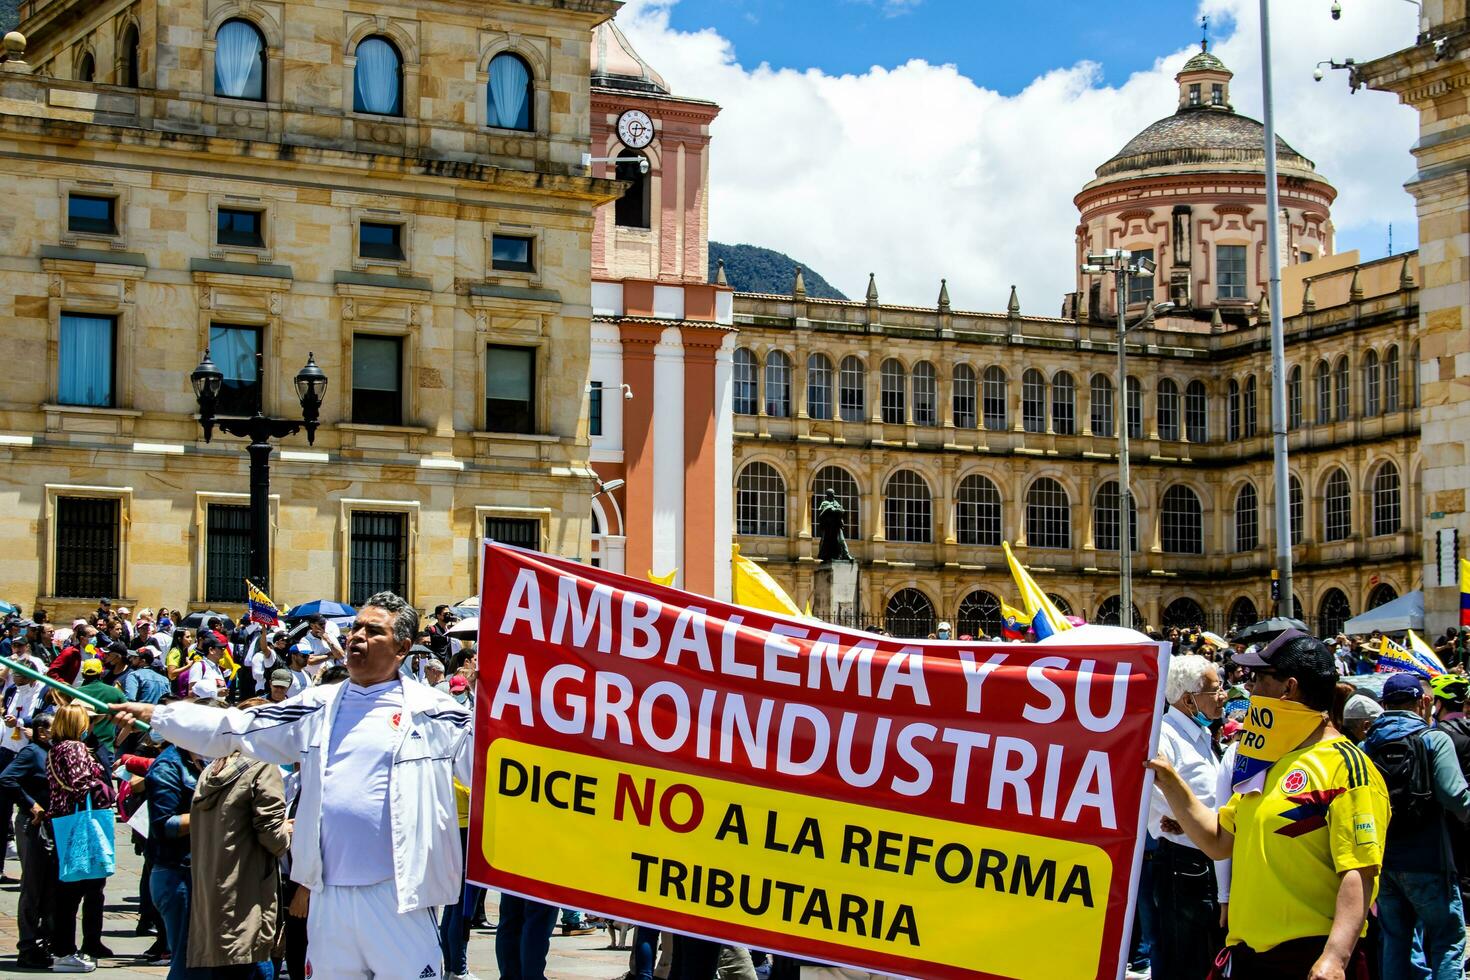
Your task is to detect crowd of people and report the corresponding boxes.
[5,594,1470,980]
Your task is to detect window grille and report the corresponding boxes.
[1022,370,1046,433]
[736,462,787,536]
[956,591,1003,639]
[955,475,1002,546]
[1185,380,1208,442]
[733,349,758,415]
[1026,478,1071,550]
[1090,374,1114,437]
[1051,373,1076,435]
[912,362,937,427]
[1323,469,1352,542]
[982,367,1008,431]
[765,351,792,418]
[883,470,932,543]
[1161,485,1204,554]
[1372,462,1401,536]
[54,497,120,599]
[1157,379,1180,441]
[1234,483,1259,552]
[884,589,935,639]
[1362,351,1380,417]
[349,511,407,605]
[810,466,860,539]
[1126,376,1143,438]
[205,504,250,603]
[879,359,906,425]
[952,365,976,429]
[1094,481,1137,552]
[838,356,866,422]
[806,354,833,421]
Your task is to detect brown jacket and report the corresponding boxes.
[187,752,290,968]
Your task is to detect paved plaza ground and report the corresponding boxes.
[0,838,633,979]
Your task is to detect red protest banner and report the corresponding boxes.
[468,542,1168,980]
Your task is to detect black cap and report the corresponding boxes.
[1233,629,1309,667]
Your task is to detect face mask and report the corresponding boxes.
[148,728,166,745]
[1230,695,1326,793]
[936,630,951,640]
[1193,710,1212,728]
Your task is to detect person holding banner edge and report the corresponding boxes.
[1149,630,1387,980]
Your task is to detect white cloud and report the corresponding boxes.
[617,0,1420,310]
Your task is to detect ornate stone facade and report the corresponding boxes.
[0,0,619,617]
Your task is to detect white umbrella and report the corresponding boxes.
[447,616,479,639]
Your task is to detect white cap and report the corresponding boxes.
[1343,694,1384,722]
[191,678,220,700]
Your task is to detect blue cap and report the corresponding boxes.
[1383,672,1426,702]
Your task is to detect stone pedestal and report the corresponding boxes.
[813,560,860,625]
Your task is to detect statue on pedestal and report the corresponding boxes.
[815,488,851,563]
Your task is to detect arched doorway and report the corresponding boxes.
[1096,595,1143,628]
[1228,597,1259,632]
[1366,582,1399,610]
[884,588,935,639]
[1317,589,1352,637]
[1162,597,1208,630]
[956,590,1003,639]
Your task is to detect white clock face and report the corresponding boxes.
[617,109,655,149]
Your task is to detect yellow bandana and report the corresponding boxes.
[1231,695,1326,793]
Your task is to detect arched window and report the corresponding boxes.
[732,348,757,415]
[1094,480,1138,553]
[1289,473,1304,545]
[1162,597,1208,630]
[1022,369,1046,433]
[1367,582,1399,610]
[912,362,937,427]
[486,52,533,131]
[883,470,932,543]
[121,24,140,88]
[1047,594,1073,617]
[764,351,791,418]
[885,589,935,639]
[1234,483,1259,552]
[1287,365,1303,429]
[1384,345,1400,412]
[1026,478,1071,550]
[1124,376,1143,438]
[957,590,1004,639]
[952,364,976,429]
[1157,379,1180,441]
[1372,461,1401,536]
[810,466,861,540]
[1244,375,1257,437]
[1318,588,1352,636]
[215,19,266,101]
[956,474,1002,546]
[1228,597,1259,631]
[806,354,833,421]
[1334,356,1350,421]
[1161,484,1204,554]
[982,366,1008,431]
[1227,379,1241,441]
[735,462,786,536]
[1411,341,1420,407]
[353,36,403,116]
[838,356,866,422]
[615,153,651,229]
[1315,361,1332,424]
[879,359,906,425]
[1090,374,1114,437]
[76,51,95,83]
[1323,468,1352,542]
[1363,350,1381,417]
[1185,380,1208,442]
[1096,596,1142,627]
[1052,372,1076,435]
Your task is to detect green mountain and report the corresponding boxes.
[709,242,849,300]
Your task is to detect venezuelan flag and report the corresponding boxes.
[1000,601,1031,641]
[245,579,279,628]
[1377,635,1442,679]
[1461,558,1470,628]
[1002,542,1074,640]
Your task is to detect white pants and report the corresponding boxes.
[304,879,441,979]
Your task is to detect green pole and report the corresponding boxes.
[0,654,150,732]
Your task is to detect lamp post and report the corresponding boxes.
[191,349,328,594]
[1081,250,1174,631]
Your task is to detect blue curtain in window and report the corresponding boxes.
[354,38,401,115]
[210,325,258,383]
[488,54,531,130]
[215,20,264,100]
[58,314,113,407]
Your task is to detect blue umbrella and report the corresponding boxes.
[285,600,357,620]
[0,600,18,616]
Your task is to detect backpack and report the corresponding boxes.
[1364,728,1435,827]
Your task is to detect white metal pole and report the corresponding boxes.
[1117,265,1133,631]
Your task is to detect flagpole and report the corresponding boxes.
[0,654,151,731]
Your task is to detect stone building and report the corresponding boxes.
[1360,2,1470,634]
[0,0,620,617]
[730,47,1422,637]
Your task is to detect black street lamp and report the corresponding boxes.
[192,349,328,594]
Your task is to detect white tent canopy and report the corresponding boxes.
[1343,590,1424,634]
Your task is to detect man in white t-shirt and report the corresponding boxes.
[302,615,344,670]
[184,636,228,696]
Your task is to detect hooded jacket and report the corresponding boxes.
[1362,709,1470,873]
[187,752,290,968]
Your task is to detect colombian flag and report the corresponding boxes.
[1002,542,1074,640]
[1461,558,1470,628]
[245,579,279,628]
[1000,601,1031,641]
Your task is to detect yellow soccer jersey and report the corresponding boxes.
[1219,735,1389,952]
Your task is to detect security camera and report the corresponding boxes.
[620,383,634,400]
[1331,1,1341,19]
[1313,67,1324,81]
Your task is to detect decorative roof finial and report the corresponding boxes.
[792,265,807,299]
[1349,267,1364,301]
[1007,284,1021,318]
[866,273,879,306]
[715,258,728,287]
[1210,305,1224,333]
[938,278,951,313]
[1201,15,1209,53]
[1399,254,1415,289]
[1301,278,1316,312]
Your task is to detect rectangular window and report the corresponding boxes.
[204,504,251,603]
[217,207,264,248]
[54,496,120,598]
[588,381,603,437]
[58,313,116,407]
[484,516,541,551]
[351,334,403,426]
[486,345,535,434]
[1189,83,1201,105]
[359,221,405,261]
[1090,377,1114,438]
[1211,83,1224,105]
[491,235,535,273]
[1217,245,1248,300]
[349,511,407,605]
[210,324,262,417]
[67,194,117,236]
[1051,375,1075,435]
[1128,249,1154,306]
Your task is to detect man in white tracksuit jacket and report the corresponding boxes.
[114,591,473,980]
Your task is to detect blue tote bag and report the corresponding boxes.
[54,795,115,882]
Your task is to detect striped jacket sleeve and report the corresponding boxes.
[151,695,324,766]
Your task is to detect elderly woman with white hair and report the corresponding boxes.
[1147,653,1228,980]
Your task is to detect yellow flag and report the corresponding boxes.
[1001,542,1073,638]
[647,568,678,587]
[731,544,803,618]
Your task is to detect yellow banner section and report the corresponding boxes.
[480,740,1112,980]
